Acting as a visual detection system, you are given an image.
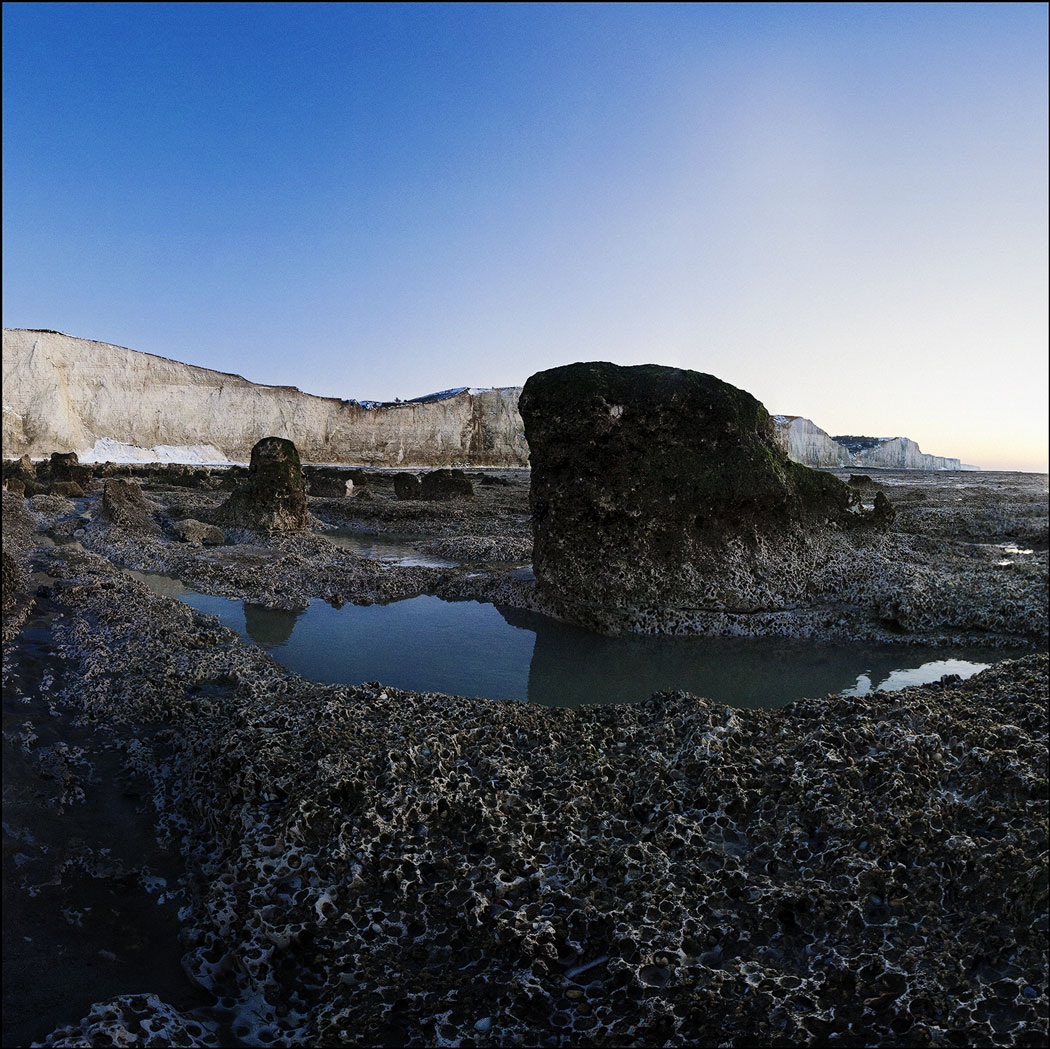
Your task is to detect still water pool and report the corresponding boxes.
[130,571,1013,709]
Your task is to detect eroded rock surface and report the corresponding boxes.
[100,479,162,535]
[216,437,310,532]
[170,519,225,546]
[519,362,880,632]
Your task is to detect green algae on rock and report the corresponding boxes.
[216,436,310,532]
[519,362,888,632]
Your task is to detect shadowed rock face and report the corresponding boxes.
[49,451,79,483]
[519,362,876,631]
[100,479,161,535]
[216,437,310,532]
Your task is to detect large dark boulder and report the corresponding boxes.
[49,451,79,483]
[518,362,880,631]
[216,437,310,532]
[420,469,473,501]
[100,479,162,534]
[393,474,423,500]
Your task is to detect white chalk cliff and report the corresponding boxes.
[2,329,972,470]
[772,416,969,472]
[2,330,528,466]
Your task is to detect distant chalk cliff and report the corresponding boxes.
[773,415,973,472]
[2,330,973,470]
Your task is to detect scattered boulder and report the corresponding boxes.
[873,491,896,531]
[5,479,25,496]
[393,474,423,500]
[100,479,162,535]
[518,361,881,632]
[307,472,353,498]
[420,469,473,501]
[2,454,37,484]
[171,519,225,546]
[49,451,80,483]
[849,474,874,486]
[49,481,85,498]
[216,437,310,532]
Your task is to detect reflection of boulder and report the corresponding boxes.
[518,362,887,633]
[243,602,303,645]
[216,437,310,531]
[497,605,949,709]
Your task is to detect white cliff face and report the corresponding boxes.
[2,328,971,470]
[848,437,963,471]
[2,330,529,466]
[772,416,852,468]
[774,415,967,471]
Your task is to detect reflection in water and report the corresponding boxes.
[499,607,996,708]
[151,583,1012,710]
[243,603,304,645]
[321,529,458,568]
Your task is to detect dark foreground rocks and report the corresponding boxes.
[216,437,310,532]
[10,545,1047,1048]
[519,362,887,632]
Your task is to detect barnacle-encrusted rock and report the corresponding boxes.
[48,481,85,498]
[100,478,162,535]
[216,437,310,532]
[170,519,225,546]
[518,362,885,631]
[2,548,26,617]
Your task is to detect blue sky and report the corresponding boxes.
[4,3,1047,470]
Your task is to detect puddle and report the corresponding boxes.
[318,528,458,568]
[127,571,1010,709]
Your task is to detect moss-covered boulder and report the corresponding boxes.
[518,362,883,631]
[216,437,310,532]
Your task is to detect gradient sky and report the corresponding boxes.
[4,3,1047,471]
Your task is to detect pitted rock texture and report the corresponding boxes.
[519,362,878,631]
[24,548,1049,1049]
[216,437,310,532]
[170,519,225,546]
[100,479,162,535]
